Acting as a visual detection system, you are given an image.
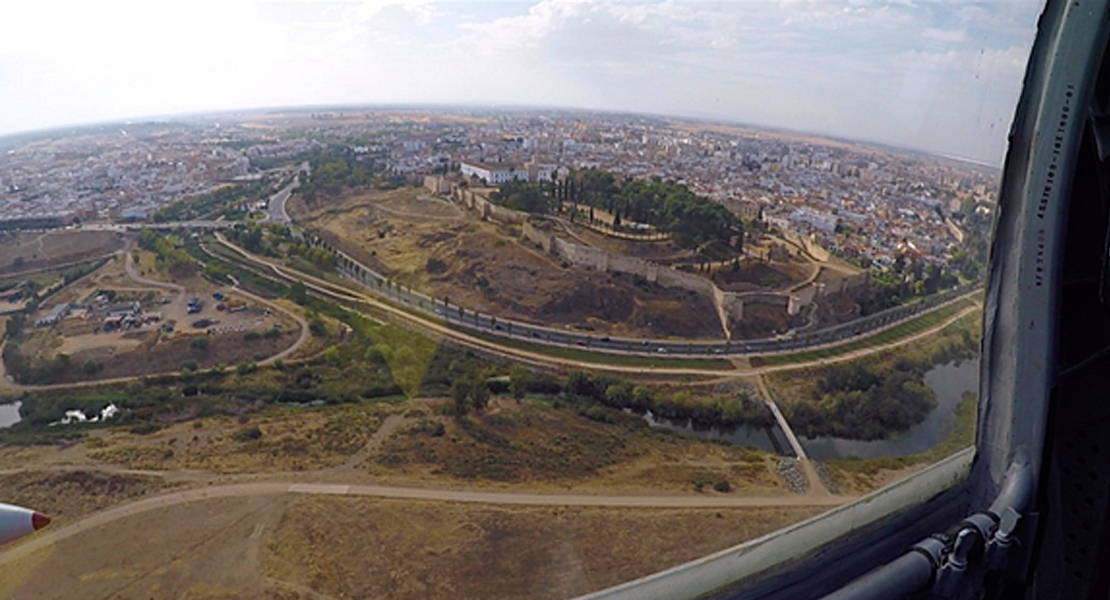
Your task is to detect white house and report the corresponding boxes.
[460,161,529,185]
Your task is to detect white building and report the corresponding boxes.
[460,161,530,185]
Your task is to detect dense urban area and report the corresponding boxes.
[0,108,988,600]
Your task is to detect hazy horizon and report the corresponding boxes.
[2,1,1043,165]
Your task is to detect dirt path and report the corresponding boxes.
[335,413,409,470]
[0,480,850,566]
[712,286,733,341]
[123,244,184,301]
[788,264,824,294]
[228,285,310,366]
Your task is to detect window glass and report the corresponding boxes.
[0,2,1041,599]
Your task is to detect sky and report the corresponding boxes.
[1,1,1042,164]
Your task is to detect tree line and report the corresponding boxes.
[857,259,961,315]
[297,147,407,203]
[153,178,272,223]
[489,169,742,249]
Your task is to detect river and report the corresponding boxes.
[644,411,793,455]
[801,359,979,460]
[645,359,979,461]
[0,401,21,428]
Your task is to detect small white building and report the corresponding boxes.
[35,303,70,328]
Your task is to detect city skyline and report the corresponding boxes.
[2,1,1041,165]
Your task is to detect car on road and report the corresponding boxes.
[656,347,667,354]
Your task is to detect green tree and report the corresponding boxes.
[604,382,632,408]
[5,313,26,340]
[81,359,101,377]
[470,377,490,411]
[509,365,529,400]
[630,385,653,411]
[567,371,593,397]
[451,379,470,417]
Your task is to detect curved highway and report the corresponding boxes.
[92,213,979,360]
[211,233,979,378]
[316,233,980,358]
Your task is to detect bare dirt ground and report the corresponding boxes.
[2,398,791,497]
[0,492,820,600]
[83,402,392,474]
[0,395,839,600]
[55,333,143,356]
[0,230,124,276]
[264,497,823,600]
[712,257,813,293]
[1,494,289,600]
[369,400,788,495]
[294,187,725,339]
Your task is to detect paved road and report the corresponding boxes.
[0,480,850,566]
[264,165,307,224]
[81,220,237,232]
[215,235,982,377]
[317,235,981,359]
[0,245,979,393]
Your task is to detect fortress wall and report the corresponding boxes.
[732,291,791,308]
[559,241,609,271]
[721,293,745,320]
[655,266,715,296]
[521,221,554,252]
[488,203,527,224]
[454,187,527,224]
[608,254,658,283]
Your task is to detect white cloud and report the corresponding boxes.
[921,27,968,43]
[0,0,1042,163]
